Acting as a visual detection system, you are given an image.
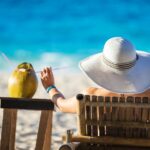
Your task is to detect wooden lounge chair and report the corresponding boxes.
[59,94,150,150]
[0,97,54,150]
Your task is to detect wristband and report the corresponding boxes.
[52,93,65,102]
[46,85,56,93]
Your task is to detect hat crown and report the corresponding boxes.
[103,37,136,64]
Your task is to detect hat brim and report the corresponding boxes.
[79,50,150,94]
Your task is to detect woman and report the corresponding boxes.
[40,37,150,113]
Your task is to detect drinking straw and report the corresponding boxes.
[1,51,74,73]
[35,66,73,73]
[0,51,15,68]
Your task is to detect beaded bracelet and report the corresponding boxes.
[46,85,56,93]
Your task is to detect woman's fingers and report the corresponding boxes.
[40,70,44,79]
[49,67,54,80]
[47,67,51,77]
[40,67,52,80]
[40,68,47,80]
[43,67,47,74]
[40,67,55,88]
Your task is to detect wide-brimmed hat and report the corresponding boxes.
[79,37,150,94]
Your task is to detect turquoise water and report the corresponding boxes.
[0,0,150,70]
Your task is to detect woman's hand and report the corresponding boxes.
[40,67,55,89]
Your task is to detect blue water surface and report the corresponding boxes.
[0,0,150,69]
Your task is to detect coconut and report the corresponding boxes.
[8,62,38,98]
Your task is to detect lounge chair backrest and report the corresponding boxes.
[76,94,150,147]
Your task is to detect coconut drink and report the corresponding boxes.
[8,62,38,98]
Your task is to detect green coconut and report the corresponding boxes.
[8,62,38,98]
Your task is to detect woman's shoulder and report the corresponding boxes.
[85,87,100,94]
[83,87,108,95]
[81,87,150,97]
[134,88,150,96]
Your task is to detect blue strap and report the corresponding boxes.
[46,85,56,93]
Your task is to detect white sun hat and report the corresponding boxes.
[79,37,150,94]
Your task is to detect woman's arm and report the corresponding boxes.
[48,88,77,113]
[40,67,77,113]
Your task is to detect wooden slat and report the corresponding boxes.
[35,110,53,150]
[141,97,149,122]
[125,96,134,138]
[0,109,17,150]
[70,135,150,147]
[84,101,150,108]
[105,97,111,121]
[91,96,98,136]
[105,97,112,136]
[0,97,54,110]
[111,97,119,136]
[118,96,126,137]
[85,95,91,136]
[134,97,142,138]
[98,96,105,136]
[134,97,142,121]
[141,97,149,138]
[85,120,150,128]
[77,95,86,135]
